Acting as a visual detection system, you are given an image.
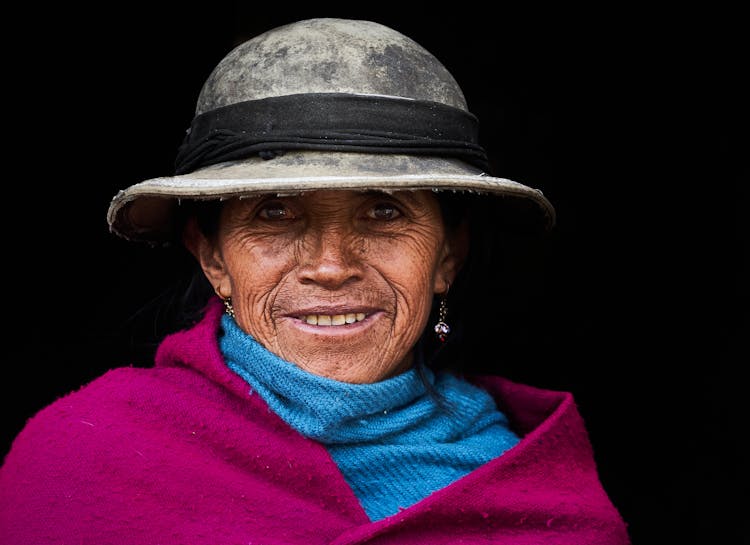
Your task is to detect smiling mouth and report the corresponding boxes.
[299,312,368,326]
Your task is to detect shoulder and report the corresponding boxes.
[2,364,230,470]
[462,374,579,437]
[3,367,175,456]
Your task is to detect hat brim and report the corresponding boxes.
[107,151,556,243]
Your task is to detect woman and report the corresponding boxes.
[0,18,630,544]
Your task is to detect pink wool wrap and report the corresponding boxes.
[0,299,630,544]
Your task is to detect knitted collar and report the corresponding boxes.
[218,314,520,520]
[218,314,439,443]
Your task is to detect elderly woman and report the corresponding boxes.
[0,18,630,544]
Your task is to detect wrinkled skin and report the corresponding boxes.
[186,190,466,384]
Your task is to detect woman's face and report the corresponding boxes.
[189,190,465,384]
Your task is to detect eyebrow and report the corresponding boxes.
[360,189,422,206]
[258,189,425,208]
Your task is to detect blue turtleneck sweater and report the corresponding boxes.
[219,315,520,521]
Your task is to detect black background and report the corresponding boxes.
[3,5,746,544]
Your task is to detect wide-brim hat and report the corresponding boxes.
[107,18,556,244]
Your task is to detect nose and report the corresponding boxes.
[296,226,364,289]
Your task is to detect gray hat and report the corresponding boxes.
[107,18,556,243]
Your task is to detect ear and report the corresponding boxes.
[434,220,469,294]
[182,217,232,298]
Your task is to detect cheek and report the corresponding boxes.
[226,241,286,283]
[375,232,444,318]
[222,239,294,324]
[387,226,444,279]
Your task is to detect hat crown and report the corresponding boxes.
[195,18,469,115]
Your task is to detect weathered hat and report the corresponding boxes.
[107,18,556,243]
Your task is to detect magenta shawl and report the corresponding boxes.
[0,300,630,544]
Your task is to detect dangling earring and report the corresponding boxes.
[222,297,235,318]
[434,286,450,342]
[216,287,235,318]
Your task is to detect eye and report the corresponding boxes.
[367,202,402,221]
[257,200,292,220]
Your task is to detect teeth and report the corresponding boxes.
[301,312,368,326]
